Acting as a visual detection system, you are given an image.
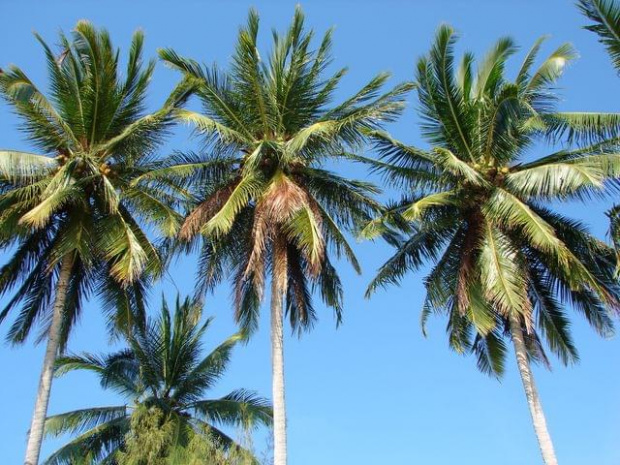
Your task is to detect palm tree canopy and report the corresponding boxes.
[0,21,193,346]
[152,7,413,332]
[42,296,272,464]
[364,25,620,376]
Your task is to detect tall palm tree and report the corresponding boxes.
[42,296,272,464]
[363,26,620,465]
[577,0,620,257]
[152,7,413,464]
[0,22,191,465]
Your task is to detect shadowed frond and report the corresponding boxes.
[578,0,620,72]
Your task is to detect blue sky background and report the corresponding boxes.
[1,1,619,464]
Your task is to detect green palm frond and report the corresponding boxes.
[191,389,272,428]
[366,214,458,297]
[421,24,476,161]
[42,416,128,465]
[202,174,265,237]
[472,329,508,377]
[0,151,57,183]
[541,112,620,144]
[175,109,249,145]
[516,36,549,86]
[45,406,128,437]
[479,224,528,317]
[525,43,578,94]
[401,191,456,221]
[474,36,517,98]
[506,159,611,200]
[284,205,324,270]
[484,189,563,254]
[432,147,486,185]
[578,0,620,72]
[529,269,579,365]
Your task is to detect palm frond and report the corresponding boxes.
[190,389,272,428]
[479,223,528,317]
[578,0,620,72]
[45,406,127,437]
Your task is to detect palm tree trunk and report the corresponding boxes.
[509,312,558,465]
[271,235,288,465]
[24,255,74,465]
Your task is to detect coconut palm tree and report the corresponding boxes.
[0,22,192,464]
[362,26,620,465]
[152,7,412,464]
[577,0,620,258]
[42,296,272,464]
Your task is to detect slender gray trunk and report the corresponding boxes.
[24,256,74,465]
[509,312,558,465]
[271,237,288,465]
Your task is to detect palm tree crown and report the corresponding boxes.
[43,296,272,464]
[0,21,191,343]
[154,7,413,331]
[366,26,620,369]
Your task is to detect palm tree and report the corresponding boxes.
[577,0,620,258]
[42,296,272,464]
[363,26,620,465]
[0,22,191,464]
[152,7,413,464]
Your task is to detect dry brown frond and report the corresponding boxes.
[272,232,289,295]
[242,201,272,294]
[261,173,308,223]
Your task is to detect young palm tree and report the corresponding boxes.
[577,0,620,256]
[0,22,191,465]
[42,296,272,464]
[363,26,620,465]
[152,8,412,464]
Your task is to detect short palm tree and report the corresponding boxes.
[0,22,191,464]
[363,26,620,465]
[578,0,620,256]
[152,8,412,464]
[42,296,272,464]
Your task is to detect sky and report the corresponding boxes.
[1,0,619,464]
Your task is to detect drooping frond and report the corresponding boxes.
[191,389,272,428]
[479,223,528,318]
[0,151,57,183]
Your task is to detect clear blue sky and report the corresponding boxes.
[1,1,619,464]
